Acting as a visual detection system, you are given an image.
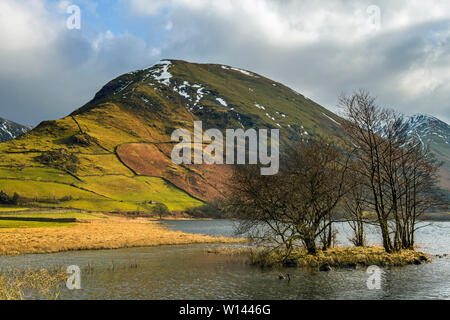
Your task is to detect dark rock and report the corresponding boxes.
[345,263,357,269]
[413,259,422,265]
[278,274,291,281]
[357,262,366,267]
[282,259,297,268]
[319,264,332,272]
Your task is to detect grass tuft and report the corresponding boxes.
[0,268,66,300]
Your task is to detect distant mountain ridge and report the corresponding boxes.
[406,114,449,145]
[0,117,31,142]
[404,114,450,190]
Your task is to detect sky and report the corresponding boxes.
[0,0,449,126]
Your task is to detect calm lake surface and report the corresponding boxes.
[0,220,448,300]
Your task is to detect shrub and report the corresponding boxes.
[10,192,19,205]
[68,132,98,147]
[36,149,80,173]
[60,195,73,202]
[0,191,19,205]
[0,191,10,204]
[186,200,228,219]
[152,203,170,219]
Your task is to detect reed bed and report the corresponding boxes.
[0,268,66,300]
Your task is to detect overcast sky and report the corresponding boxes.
[0,0,449,126]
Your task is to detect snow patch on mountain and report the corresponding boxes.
[221,65,257,77]
[146,60,173,86]
[0,118,31,142]
[276,111,287,118]
[405,114,449,145]
[216,98,228,107]
[194,86,205,106]
[173,81,191,100]
[322,113,340,125]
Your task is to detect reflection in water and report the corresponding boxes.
[0,221,448,300]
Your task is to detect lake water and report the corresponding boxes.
[0,220,448,300]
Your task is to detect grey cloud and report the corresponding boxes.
[0,26,160,126]
[155,3,450,123]
[1,0,449,126]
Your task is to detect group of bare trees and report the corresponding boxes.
[339,90,443,252]
[227,91,445,255]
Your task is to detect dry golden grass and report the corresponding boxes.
[0,217,244,256]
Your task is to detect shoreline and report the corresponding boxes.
[0,217,245,257]
[1,206,449,222]
[0,212,444,262]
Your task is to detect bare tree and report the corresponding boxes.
[227,139,350,255]
[339,90,445,252]
[339,90,395,252]
[227,164,298,258]
[394,141,443,249]
[342,169,370,247]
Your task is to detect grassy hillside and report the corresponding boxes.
[0,59,344,213]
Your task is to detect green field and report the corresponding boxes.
[0,207,29,212]
[0,167,79,184]
[0,211,107,228]
[0,212,106,219]
[0,220,72,228]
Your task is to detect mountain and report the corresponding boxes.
[0,117,31,142]
[404,114,450,190]
[0,59,345,212]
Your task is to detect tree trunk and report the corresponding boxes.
[380,222,393,253]
[304,237,317,255]
[356,220,365,246]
